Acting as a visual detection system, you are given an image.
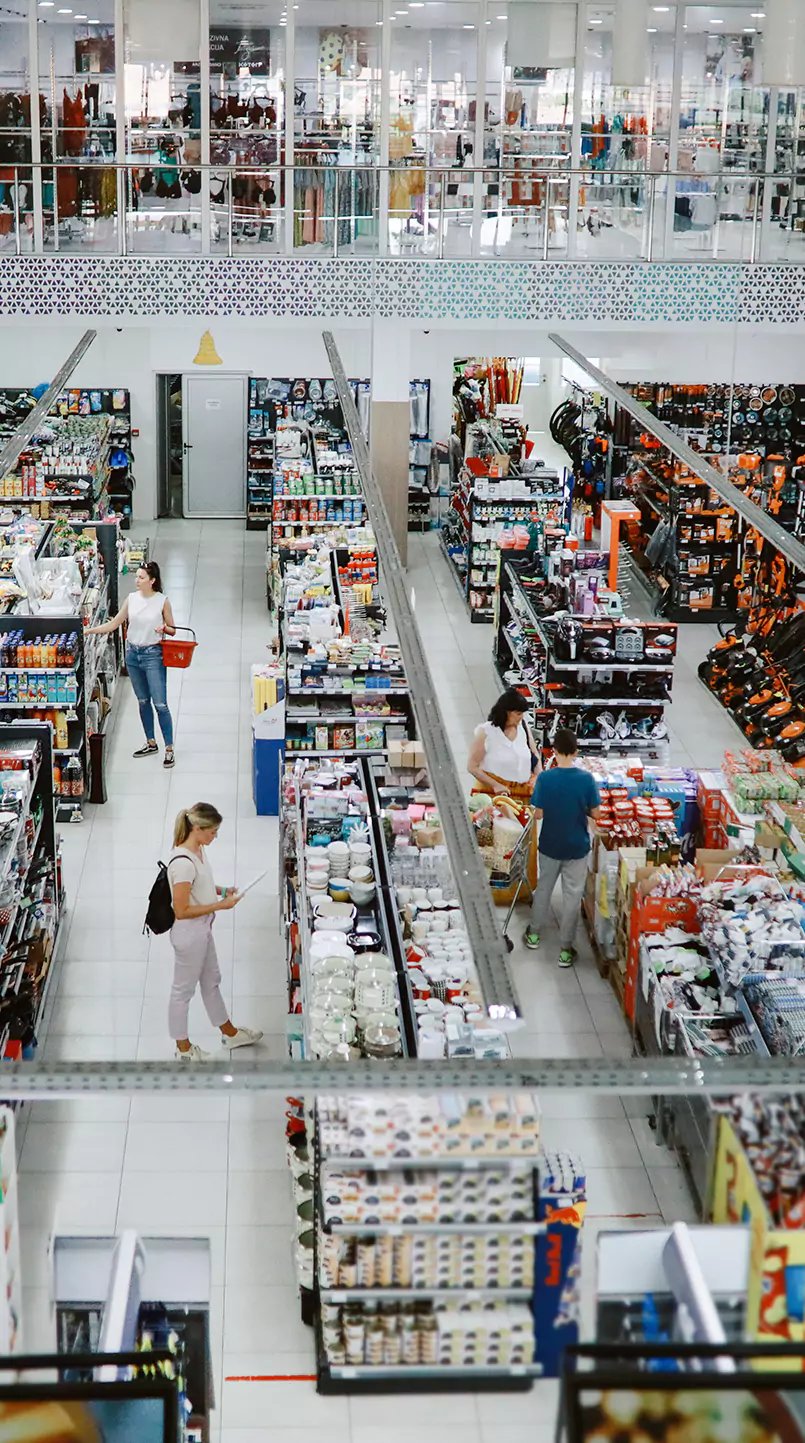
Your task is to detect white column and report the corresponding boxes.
[370,318,410,563]
[612,0,648,88]
[28,0,43,252]
[567,0,586,258]
[764,0,805,86]
[378,0,392,256]
[662,2,685,262]
[199,0,211,254]
[760,85,779,263]
[114,0,126,253]
[284,5,295,254]
[471,0,488,256]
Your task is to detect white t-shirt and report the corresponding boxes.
[474,720,532,785]
[168,847,217,906]
[127,590,168,648]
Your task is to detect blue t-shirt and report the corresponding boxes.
[532,766,600,860]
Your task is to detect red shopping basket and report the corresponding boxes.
[161,626,197,669]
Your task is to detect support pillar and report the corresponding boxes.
[370,320,410,566]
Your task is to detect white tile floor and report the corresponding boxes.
[18,518,739,1442]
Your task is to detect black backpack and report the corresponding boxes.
[144,861,175,936]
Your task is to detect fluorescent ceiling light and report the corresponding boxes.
[463,22,474,27]
[57,6,72,11]
[750,9,765,14]
[589,17,603,22]
[646,25,657,31]
[652,4,670,9]
[743,26,755,32]
[38,2,55,7]
[709,16,723,21]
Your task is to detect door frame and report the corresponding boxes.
[180,370,250,520]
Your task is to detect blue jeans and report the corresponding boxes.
[126,643,174,747]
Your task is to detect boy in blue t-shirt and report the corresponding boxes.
[524,727,600,968]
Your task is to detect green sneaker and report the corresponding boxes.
[523,926,540,950]
[558,947,576,969]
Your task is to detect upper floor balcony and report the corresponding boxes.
[3,0,805,265]
[0,158,802,262]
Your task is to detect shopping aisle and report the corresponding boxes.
[18,520,696,1443]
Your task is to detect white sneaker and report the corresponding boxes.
[223,1027,264,1050]
[175,1043,212,1062]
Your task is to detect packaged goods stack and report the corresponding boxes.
[408,379,432,532]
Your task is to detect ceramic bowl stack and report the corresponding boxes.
[400,896,507,1060]
[307,946,402,1060]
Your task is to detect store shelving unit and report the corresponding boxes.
[282,544,415,759]
[311,1095,545,1394]
[0,523,120,821]
[408,379,432,533]
[0,388,132,525]
[443,472,571,624]
[0,721,63,1061]
[495,554,676,758]
[0,1108,21,1352]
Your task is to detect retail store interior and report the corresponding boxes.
[4,0,805,261]
[0,311,801,1440]
[4,0,805,1432]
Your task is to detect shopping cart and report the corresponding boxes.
[501,812,537,951]
[470,796,536,950]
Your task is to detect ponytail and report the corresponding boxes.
[173,802,222,847]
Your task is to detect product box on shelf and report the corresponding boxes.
[622,874,700,1021]
[710,1111,805,1366]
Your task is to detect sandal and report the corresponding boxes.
[163,748,175,769]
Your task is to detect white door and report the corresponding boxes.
[183,373,247,518]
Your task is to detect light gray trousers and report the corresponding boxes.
[168,915,228,1040]
[530,853,589,950]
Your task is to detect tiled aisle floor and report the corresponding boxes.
[17,520,742,1443]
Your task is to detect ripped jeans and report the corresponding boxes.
[125,642,174,746]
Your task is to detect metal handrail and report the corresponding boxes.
[0,158,800,261]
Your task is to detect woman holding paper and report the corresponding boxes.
[167,801,263,1062]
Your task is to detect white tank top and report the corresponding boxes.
[475,720,532,785]
[127,590,167,647]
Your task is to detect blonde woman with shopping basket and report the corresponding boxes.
[168,802,263,1062]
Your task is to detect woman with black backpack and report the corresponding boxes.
[166,801,262,1062]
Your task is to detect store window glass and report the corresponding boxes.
[209,0,285,253]
[482,0,576,256]
[387,0,479,255]
[678,5,805,263]
[123,0,201,252]
[37,0,118,253]
[293,0,381,254]
[670,5,762,262]
[0,9,31,253]
[578,2,673,258]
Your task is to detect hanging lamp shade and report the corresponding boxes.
[612,0,648,88]
[763,0,805,87]
[193,331,223,365]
